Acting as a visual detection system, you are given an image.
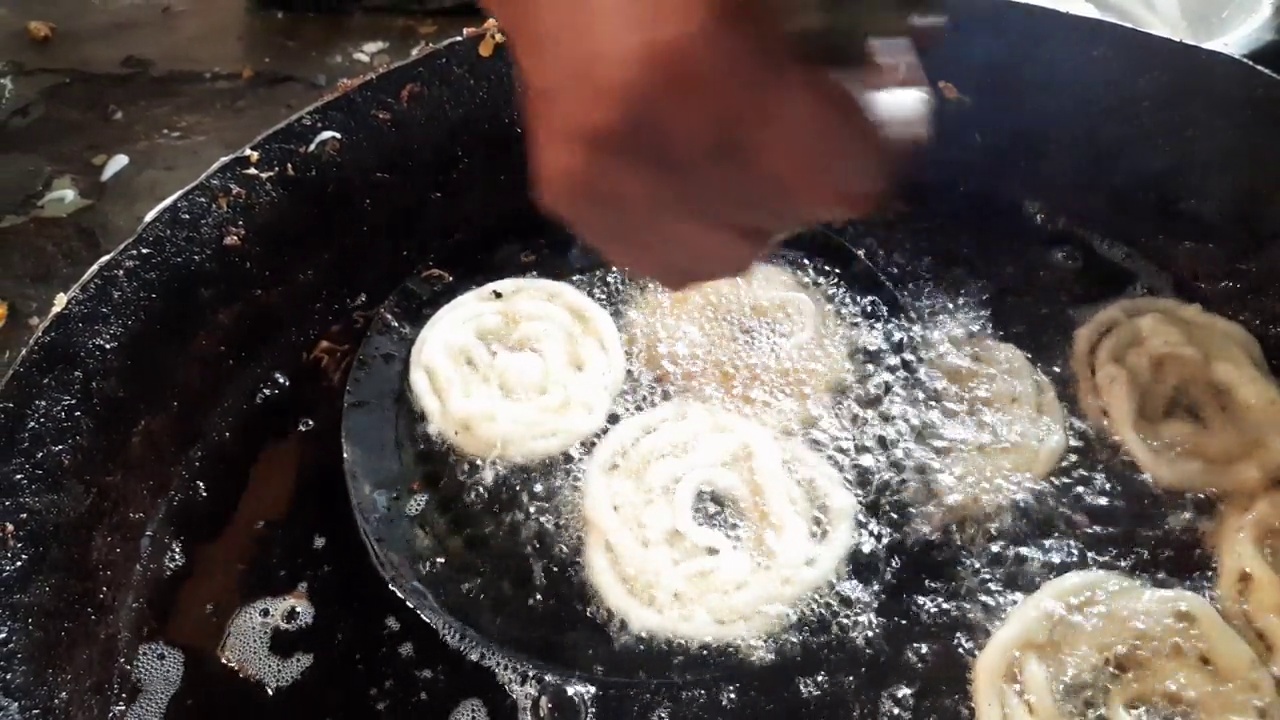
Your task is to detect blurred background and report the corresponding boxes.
[0,0,1276,378]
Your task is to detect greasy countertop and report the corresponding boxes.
[0,0,480,377]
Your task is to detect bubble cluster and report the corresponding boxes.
[400,253,1208,715]
[796,672,829,699]
[162,540,185,576]
[532,681,593,720]
[449,697,490,720]
[217,593,316,694]
[914,324,1067,527]
[625,263,855,432]
[404,493,429,517]
[406,262,889,671]
[124,642,184,720]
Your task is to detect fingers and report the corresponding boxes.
[674,64,890,236]
[527,78,889,288]
[526,115,765,289]
[600,220,767,289]
[510,0,900,289]
[533,154,766,288]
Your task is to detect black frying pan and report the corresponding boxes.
[5,1,1280,717]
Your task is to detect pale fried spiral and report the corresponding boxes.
[407,277,626,463]
[972,570,1280,720]
[927,336,1067,513]
[624,263,852,430]
[1217,490,1280,675]
[581,400,858,643]
[1072,297,1280,493]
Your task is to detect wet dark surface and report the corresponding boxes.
[0,25,527,719]
[0,0,479,377]
[4,0,1280,718]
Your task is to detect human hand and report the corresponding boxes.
[486,0,894,288]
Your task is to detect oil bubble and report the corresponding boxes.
[448,697,489,720]
[217,593,315,694]
[125,642,184,720]
[532,681,588,720]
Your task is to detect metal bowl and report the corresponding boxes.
[1015,0,1278,54]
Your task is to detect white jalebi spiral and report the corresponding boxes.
[625,263,852,431]
[581,400,859,643]
[927,336,1067,514]
[407,277,626,463]
[1072,297,1280,494]
[1217,490,1280,676]
[972,570,1280,720]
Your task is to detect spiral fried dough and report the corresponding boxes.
[407,277,626,463]
[581,400,858,643]
[972,570,1280,720]
[1072,297,1280,493]
[1217,490,1280,675]
[929,336,1067,510]
[625,263,851,430]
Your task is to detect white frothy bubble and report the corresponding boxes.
[125,642,184,720]
[448,697,489,720]
[405,493,429,517]
[797,672,829,698]
[217,593,316,694]
[163,541,185,576]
